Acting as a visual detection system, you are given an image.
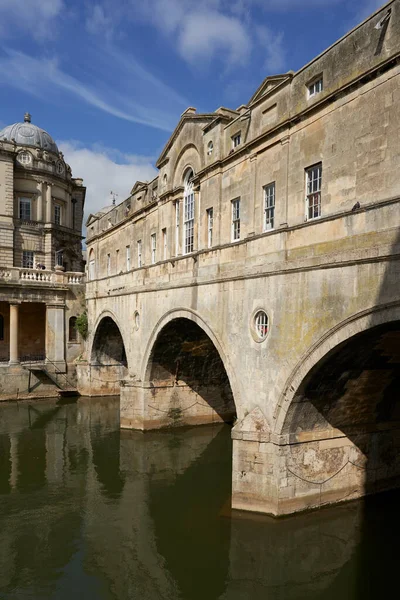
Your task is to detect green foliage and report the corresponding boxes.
[76,312,88,340]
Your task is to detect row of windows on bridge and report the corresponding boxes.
[88,163,322,279]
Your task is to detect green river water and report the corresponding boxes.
[0,396,397,599]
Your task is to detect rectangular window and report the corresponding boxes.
[107,253,111,276]
[231,198,240,241]
[19,197,31,221]
[162,228,167,260]
[151,233,157,264]
[232,133,241,148]
[306,163,322,220]
[175,201,180,255]
[207,208,213,248]
[137,240,142,268]
[126,245,131,271]
[54,204,61,225]
[308,77,323,98]
[184,191,194,254]
[22,250,34,269]
[55,250,63,267]
[264,183,275,231]
[116,249,119,273]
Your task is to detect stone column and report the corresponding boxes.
[45,303,66,373]
[37,181,45,221]
[9,303,20,364]
[46,183,52,223]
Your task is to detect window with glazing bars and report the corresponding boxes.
[175,201,180,255]
[137,240,142,267]
[184,181,194,254]
[22,250,34,269]
[54,204,61,225]
[306,163,322,220]
[162,229,167,260]
[231,198,240,241]
[19,198,31,220]
[107,253,111,276]
[126,245,131,271]
[207,208,213,248]
[151,233,157,264]
[308,77,323,98]
[264,183,275,230]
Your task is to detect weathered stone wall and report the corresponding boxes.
[83,1,400,514]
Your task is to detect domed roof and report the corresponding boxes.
[0,113,58,153]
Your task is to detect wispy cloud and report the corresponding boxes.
[90,0,253,69]
[256,25,286,73]
[0,49,187,132]
[0,0,64,40]
[58,141,157,224]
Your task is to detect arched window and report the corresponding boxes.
[69,316,78,342]
[183,169,194,254]
[88,249,95,281]
[0,314,4,341]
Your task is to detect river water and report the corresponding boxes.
[0,396,397,599]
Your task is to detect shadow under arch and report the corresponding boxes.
[274,302,400,434]
[89,312,128,396]
[276,310,400,514]
[141,309,237,428]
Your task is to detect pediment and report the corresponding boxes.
[156,110,216,168]
[130,181,147,195]
[86,213,98,226]
[248,72,294,106]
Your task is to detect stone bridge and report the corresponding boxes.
[80,3,400,515]
[80,202,400,515]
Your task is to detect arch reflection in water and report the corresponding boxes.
[0,397,396,599]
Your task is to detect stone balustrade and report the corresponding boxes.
[0,267,85,286]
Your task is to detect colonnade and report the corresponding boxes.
[8,302,66,371]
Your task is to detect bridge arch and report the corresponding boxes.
[88,311,128,396]
[139,308,238,428]
[274,302,400,435]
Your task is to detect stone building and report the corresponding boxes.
[0,114,86,394]
[83,1,400,515]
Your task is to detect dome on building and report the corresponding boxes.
[0,113,59,154]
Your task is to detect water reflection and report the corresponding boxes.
[0,397,395,599]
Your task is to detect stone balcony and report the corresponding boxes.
[0,267,85,287]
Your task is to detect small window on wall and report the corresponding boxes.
[308,76,323,98]
[232,133,241,148]
[207,141,214,156]
[0,314,4,341]
[22,250,34,269]
[69,317,78,342]
[19,197,31,221]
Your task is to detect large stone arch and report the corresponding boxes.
[85,311,129,396]
[89,309,129,366]
[120,308,239,430]
[274,301,400,435]
[232,301,400,516]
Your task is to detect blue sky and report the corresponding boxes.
[0,0,385,220]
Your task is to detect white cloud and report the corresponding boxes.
[0,0,64,40]
[0,49,183,132]
[178,11,251,66]
[123,0,253,68]
[58,141,157,225]
[256,25,285,73]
